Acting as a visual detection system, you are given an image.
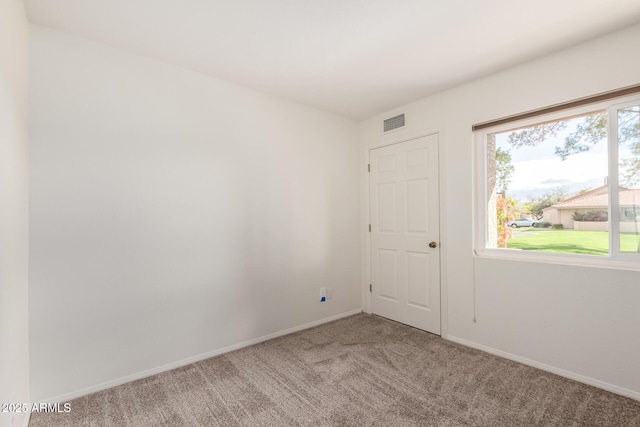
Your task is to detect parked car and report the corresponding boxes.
[507,218,541,228]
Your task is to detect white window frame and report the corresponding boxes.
[474,95,640,270]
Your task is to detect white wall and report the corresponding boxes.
[0,1,29,426]
[29,25,361,402]
[360,23,640,398]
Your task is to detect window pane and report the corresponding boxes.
[487,112,609,255]
[618,105,640,253]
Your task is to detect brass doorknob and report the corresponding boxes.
[429,241,437,248]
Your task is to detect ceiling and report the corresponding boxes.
[24,0,640,120]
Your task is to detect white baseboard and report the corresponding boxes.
[44,308,363,404]
[446,335,640,401]
[21,411,30,427]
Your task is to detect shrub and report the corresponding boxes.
[572,210,608,222]
[496,195,515,248]
[534,221,552,228]
[552,223,564,229]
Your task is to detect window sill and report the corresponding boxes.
[474,248,640,272]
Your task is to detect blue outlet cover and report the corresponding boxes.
[320,297,326,302]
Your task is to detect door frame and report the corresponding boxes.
[362,132,448,337]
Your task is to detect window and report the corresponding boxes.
[476,95,640,264]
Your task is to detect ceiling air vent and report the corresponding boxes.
[383,114,405,132]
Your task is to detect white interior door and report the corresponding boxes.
[369,135,440,334]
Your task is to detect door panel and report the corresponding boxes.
[378,249,398,301]
[406,179,429,233]
[370,135,440,334]
[377,183,397,232]
[407,251,430,309]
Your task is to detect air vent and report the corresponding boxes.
[383,114,405,132]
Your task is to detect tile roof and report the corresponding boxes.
[545,185,640,210]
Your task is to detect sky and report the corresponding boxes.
[494,114,621,201]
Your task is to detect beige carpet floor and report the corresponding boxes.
[30,313,640,426]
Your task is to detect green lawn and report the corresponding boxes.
[508,229,640,255]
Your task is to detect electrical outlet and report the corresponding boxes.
[319,287,327,302]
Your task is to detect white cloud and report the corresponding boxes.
[508,151,608,199]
